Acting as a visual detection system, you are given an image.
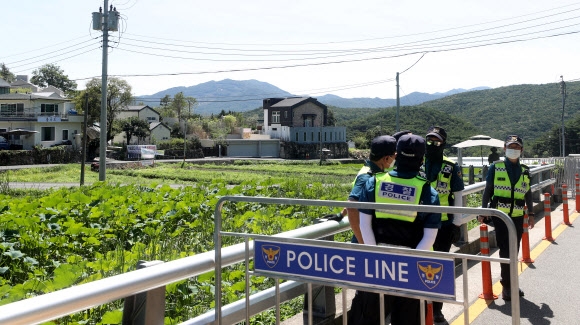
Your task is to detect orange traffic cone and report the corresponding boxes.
[479,224,498,300]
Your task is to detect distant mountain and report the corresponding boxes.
[316,87,489,108]
[136,79,292,114]
[136,79,490,114]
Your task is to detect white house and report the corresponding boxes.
[0,78,82,149]
[113,105,171,144]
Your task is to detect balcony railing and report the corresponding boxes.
[0,111,71,119]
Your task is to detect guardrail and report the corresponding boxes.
[0,164,558,325]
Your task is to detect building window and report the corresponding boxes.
[0,103,24,116]
[147,116,156,121]
[284,111,288,119]
[62,129,69,141]
[272,111,280,123]
[41,104,59,115]
[41,127,55,141]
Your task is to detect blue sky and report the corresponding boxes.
[2,0,579,99]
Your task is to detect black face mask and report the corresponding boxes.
[426,144,444,160]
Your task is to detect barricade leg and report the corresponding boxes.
[562,184,572,226]
[543,193,554,241]
[520,206,534,263]
[478,224,498,300]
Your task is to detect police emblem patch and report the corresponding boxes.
[417,261,444,289]
[261,245,281,268]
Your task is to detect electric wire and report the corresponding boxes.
[121,3,580,46]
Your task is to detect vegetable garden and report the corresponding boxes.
[0,161,357,324]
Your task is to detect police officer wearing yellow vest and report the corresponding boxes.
[358,134,441,325]
[347,135,398,244]
[477,135,535,301]
[424,126,464,324]
[346,135,397,325]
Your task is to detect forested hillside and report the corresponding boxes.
[414,82,580,142]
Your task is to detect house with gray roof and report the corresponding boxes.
[113,105,171,145]
[262,97,347,159]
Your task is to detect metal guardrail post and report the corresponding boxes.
[468,165,475,184]
[122,260,165,325]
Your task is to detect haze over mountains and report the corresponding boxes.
[136,79,490,114]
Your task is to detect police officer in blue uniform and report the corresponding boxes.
[478,135,535,301]
[424,126,465,324]
[347,135,397,244]
[358,134,441,325]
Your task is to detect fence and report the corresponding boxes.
[0,164,562,325]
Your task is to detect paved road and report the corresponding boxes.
[282,200,579,325]
[464,206,579,325]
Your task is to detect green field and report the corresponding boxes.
[0,161,482,324]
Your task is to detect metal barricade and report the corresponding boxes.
[213,196,522,325]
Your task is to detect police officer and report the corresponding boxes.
[424,126,464,324]
[358,134,441,325]
[477,135,535,301]
[347,135,397,244]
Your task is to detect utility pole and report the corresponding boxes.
[396,72,400,132]
[99,1,109,181]
[92,1,119,180]
[559,76,567,157]
[80,93,89,186]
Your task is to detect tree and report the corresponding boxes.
[73,77,133,142]
[160,94,171,108]
[115,116,150,145]
[171,92,187,122]
[0,63,15,83]
[30,63,77,95]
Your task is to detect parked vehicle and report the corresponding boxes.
[0,136,9,150]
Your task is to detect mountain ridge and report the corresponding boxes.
[136,79,490,114]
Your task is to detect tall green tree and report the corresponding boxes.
[30,63,77,95]
[114,116,150,145]
[73,77,133,142]
[0,63,15,83]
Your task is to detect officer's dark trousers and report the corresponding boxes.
[432,221,454,317]
[385,295,420,325]
[491,215,524,289]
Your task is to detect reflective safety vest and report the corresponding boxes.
[374,172,429,222]
[430,157,456,221]
[492,161,530,217]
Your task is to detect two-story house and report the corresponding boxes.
[262,97,347,159]
[113,105,171,144]
[0,78,82,150]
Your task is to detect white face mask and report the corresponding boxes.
[505,148,521,159]
[387,158,396,169]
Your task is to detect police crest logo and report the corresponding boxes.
[261,245,281,268]
[417,262,443,289]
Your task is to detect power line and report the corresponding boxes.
[121,3,580,47]
[72,29,580,81]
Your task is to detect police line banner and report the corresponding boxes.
[254,239,455,297]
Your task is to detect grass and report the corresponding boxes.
[5,162,364,186]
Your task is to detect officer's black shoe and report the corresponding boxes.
[502,288,524,301]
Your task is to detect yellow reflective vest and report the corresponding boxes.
[492,161,530,217]
[374,172,429,222]
[430,157,456,221]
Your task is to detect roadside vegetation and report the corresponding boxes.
[0,161,483,324]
